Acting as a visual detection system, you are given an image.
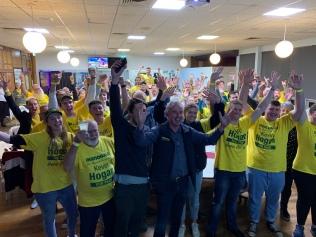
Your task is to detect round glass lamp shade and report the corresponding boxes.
[179,58,188,67]
[275,40,294,58]
[22,31,47,54]
[209,53,221,65]
[57,50,71,64]
[70,57,80,67]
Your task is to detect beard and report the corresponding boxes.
[84,138,99,147]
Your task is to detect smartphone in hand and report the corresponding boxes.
[115,58,127,73]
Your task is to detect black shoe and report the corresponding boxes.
[280,209,290,222]
[228,227,245,237]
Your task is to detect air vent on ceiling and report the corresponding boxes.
[122,0,146,4]
[112,32,128,35]
[245,37,262,40]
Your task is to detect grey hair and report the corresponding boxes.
[164,100,184,117]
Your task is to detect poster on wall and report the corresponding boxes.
[13,68,23,85]
[39,71,50,93]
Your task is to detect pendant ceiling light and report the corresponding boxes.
[179,52,188,67]
[57,50,71,64]
[209,45,221,65]
[275,24,294,58]
[70,57,80,67]
[22,6,47,55]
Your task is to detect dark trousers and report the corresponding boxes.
[280,170,294,211]
[293,170,316,225]
[0,101,9,125]
[153,177,189,237]
[78,198,115,237]
[114,183,149,237]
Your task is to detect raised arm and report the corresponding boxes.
[251,71,280,122]
[119,77,130,112]
[85,70,96,106]
[238,69,254,113]
[48,73,60,109]
[287,71,305,122]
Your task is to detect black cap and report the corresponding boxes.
[45,108,62,121]
[60,94,73,102]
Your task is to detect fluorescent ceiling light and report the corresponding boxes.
[128,35,146,40]
[118,48,130,52]
[55,45,69,49]
[152,0,185,10]
[166,48,180,51]
[24,28,49,34]
[154,52,165,55]
[263,7,306,16]
[197,35,219,40]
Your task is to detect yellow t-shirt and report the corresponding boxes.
[75,136,115,207]
[215,114,253,172]
[31,114,41,128]
[129,86,140,95]
[31,121,46,133]
[197,107,211,120]
[21,131,73,193]
[98,115,113,137]
[27,92,49,106]
[141,74,155,85]
[62,106,90,133]
[247,114,294,172]
[293,120,316,175]
[74,98,85,112]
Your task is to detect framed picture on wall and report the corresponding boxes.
[13,68,23,85]
[305,98,316,109]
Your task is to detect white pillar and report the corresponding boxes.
[254,46,262,75]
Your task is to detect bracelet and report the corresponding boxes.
[72,142,80,147]
[295,89,303,93]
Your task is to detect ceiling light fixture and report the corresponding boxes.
[197,35,219,40]
[154,52,165,55]
[24,28,49,34]
[275,24,294,58]
[152,0,185,10]
[118,49,130,52]
[128,35,146,40]
[263,7,306,17]
[70,57,80,67]
[55,45,69,49]
[166,48,180,51]
[179,52,188,67]
[209,45,221,65]
[57,50,71,64]
[22,6,47,55]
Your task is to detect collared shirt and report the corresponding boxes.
[169,127,188,178]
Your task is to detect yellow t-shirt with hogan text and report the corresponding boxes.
[21,131,73,193]
[215,113,253,172]
[247,114,294,172]
[293,120,316,175]
[75,136,115,207]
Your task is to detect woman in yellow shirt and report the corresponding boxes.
[292,103,316,237]
[0,109,77,237]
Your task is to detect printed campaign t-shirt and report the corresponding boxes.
[21,131,73,193]
[75,136,115,207]
[62,106,90,134]
[215,113,253,172]
[98,115,113,137]
[247,114,294,172]
[293,120,316,175]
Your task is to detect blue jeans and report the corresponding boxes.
[35,185,78,237]
[208,170,246,234]
[181,171,203,223]
[153,176,189,237]
[248,168,285,223]
[78,198,115,237]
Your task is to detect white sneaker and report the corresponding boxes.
[191,223,200,237]
[30,199,38,209]
[178,225,186,237]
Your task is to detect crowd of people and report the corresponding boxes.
[0,60,315,237]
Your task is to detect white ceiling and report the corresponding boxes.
[0,0,316,56]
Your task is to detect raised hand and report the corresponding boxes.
[111,60,126,85]
[51,73,61,85]
[202,88,220,104]
[288,71,303,90]
[161,86,176,101]
[268,71,281,90]
[156,76,167,91]
[218,111,231,131]
[211,67,224,82]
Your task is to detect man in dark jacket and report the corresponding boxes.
[133,100,230,237]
